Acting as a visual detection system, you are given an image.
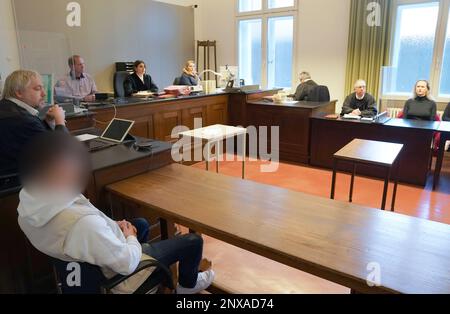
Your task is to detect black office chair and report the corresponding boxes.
[0,172,21,197]
[308,85,330,102]
[173,77,182,85]
[114,71,130,98]
[53,258,174,294]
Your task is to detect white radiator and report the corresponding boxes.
[386,108,403,118]
[387,108,444,119]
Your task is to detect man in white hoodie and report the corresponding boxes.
[17,132,214,294]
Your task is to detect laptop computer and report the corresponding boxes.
[79,118,135,152]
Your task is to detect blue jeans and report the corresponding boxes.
[132,219,203,288]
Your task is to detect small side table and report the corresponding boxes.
[178,124,247,179]
[330,139,403,211]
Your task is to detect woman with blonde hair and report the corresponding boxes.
[402,80,437,121]
[179,60,199,86]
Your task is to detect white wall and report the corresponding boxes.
[0,0,20,80]
[296,0,350,111]
[154,0,196,5]
[1,0,351,109]
[193,0,351,111]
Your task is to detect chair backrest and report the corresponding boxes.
[114,71,130,98]
[53,258,174,294]
[0,172,21,197]
[308,85,330,102]
[173,77,182,85]
[53,259,106,294]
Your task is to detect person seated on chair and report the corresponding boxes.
[179,60,199,86]
[341,79,378,118]
[17,132,214,294]
[54,55,98,103]
[0,70,67,175]
[442,102,450,122]
[402,80,437,121]
[124,60,159,97]
[289,71,318,101]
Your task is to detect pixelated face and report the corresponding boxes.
[29,155,88,203]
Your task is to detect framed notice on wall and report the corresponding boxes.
[41,73,54,105]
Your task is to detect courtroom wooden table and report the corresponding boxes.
[106,164,450,294]
[243,99,337,164]
[330,139,403,211]
[87,90,278,142]
[434,121,450,190]
[66,111,96,131]
[178,124,247,179]
[310,117,436,186]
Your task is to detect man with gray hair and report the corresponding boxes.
[341,79,377,118]
[290,71,318,101]
[0,70,67,175]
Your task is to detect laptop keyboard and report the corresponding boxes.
[87,139,117,152]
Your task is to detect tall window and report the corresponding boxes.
[239,19,262,85]
[387,0,450,100]
[237,0,297,89]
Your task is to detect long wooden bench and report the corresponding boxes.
[107,164,450,294]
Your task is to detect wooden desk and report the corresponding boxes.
[88,90,278,142]
[434,121,450,190]
[331,139,403,211]
[241,100,337,163]
[107,164,450,294]
[66,112,96,131]
[310,117,436,186]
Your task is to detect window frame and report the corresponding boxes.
[235,0,298,90]
[385,0,450,101]
[236,0,298,17]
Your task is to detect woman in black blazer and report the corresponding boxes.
[124,60,159,96]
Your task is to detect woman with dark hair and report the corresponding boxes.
[124,60,159,96]
[402,80,437,121]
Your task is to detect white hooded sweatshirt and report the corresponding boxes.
[17,189,154,294]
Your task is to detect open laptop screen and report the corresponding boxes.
[101,118,135,143]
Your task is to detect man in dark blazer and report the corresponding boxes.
[0,70,67,175]
[291,72,318,101]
